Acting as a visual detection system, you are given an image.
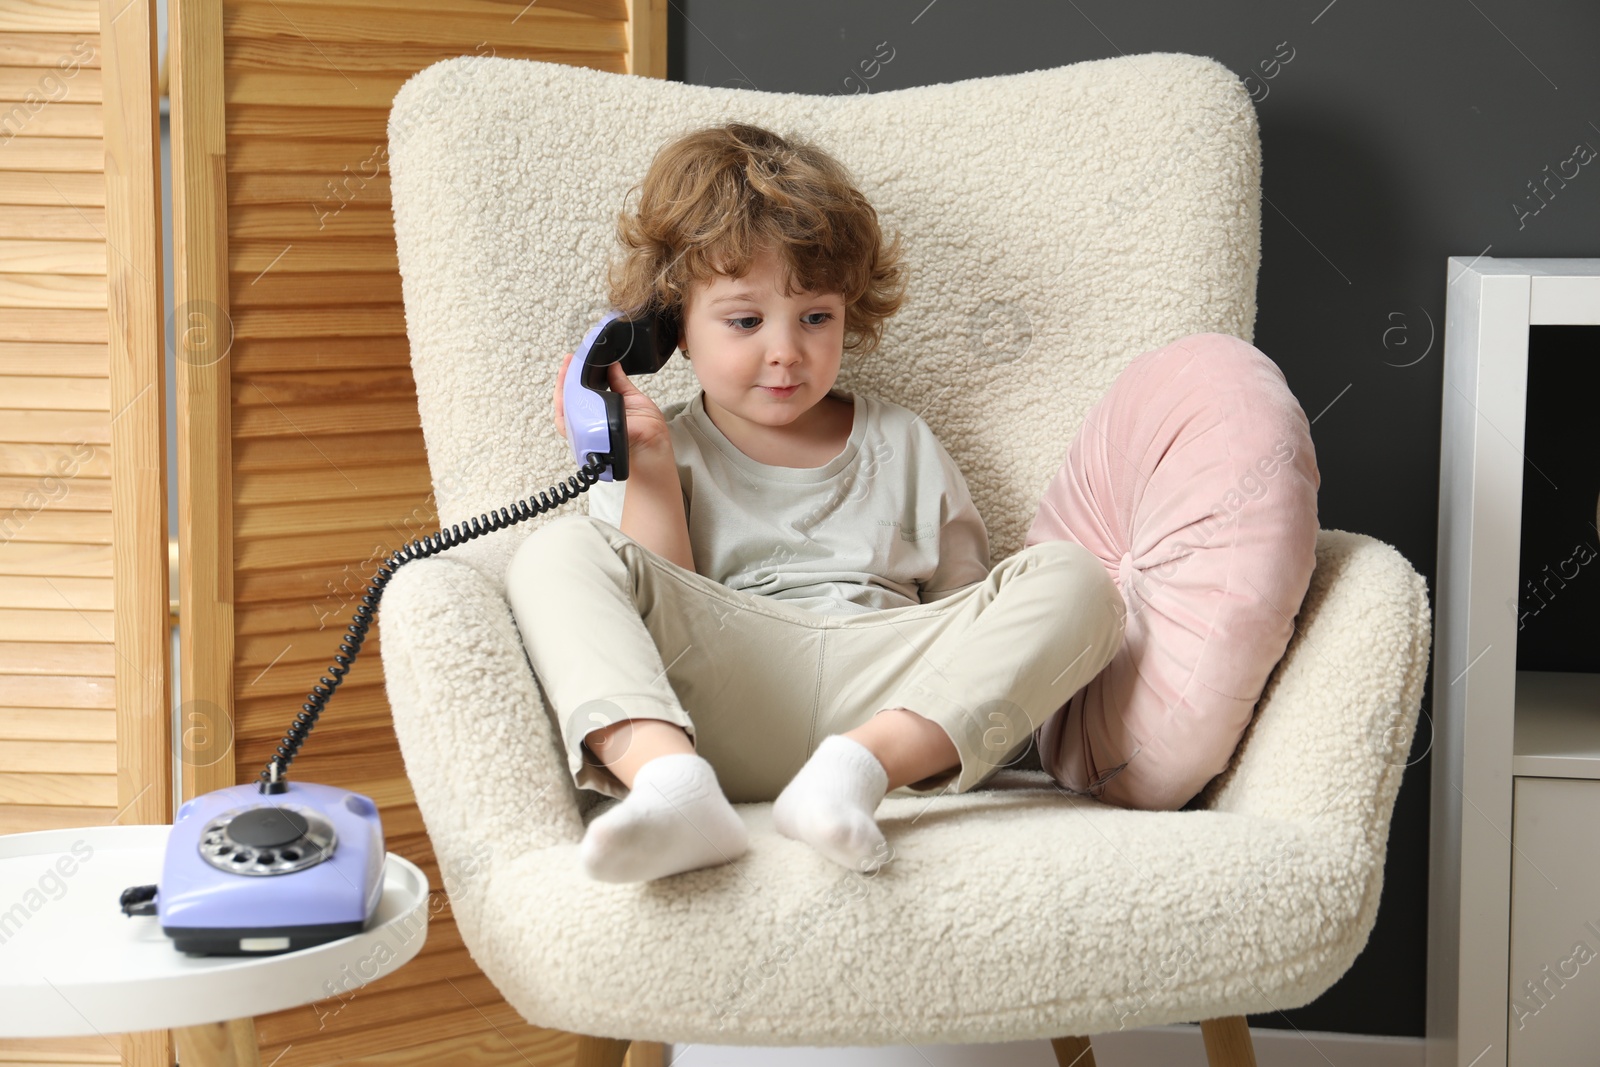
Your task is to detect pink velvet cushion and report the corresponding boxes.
[1025,332,1321,811]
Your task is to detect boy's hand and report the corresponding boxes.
[554,351,673,455]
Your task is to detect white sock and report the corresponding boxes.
[579,752,749,883]
[772,734,892,872]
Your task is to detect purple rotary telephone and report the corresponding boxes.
[118,307,680,955]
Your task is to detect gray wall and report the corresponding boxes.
[668,0,1600,1041]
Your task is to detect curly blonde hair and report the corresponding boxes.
[606,122,908,358]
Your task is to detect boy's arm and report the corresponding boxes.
[619,441,696,573]
[918,430,992,603]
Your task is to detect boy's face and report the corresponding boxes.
[680,245,847,437]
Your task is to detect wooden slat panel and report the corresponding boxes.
[236,495,432,538]
[233,399,421,439]
[227,742,408,789]
[236,529,419,571]
[235,626,380,667]
[235,595,384,635]
[220,140,393,174]
[0,308,108,344]
[229,269,400,306]
[0,237,107,273]
[0,441,110,477]
[0,134,103,170]
[0,707,116,741]
[264,0,623,22]
[0,0,102,33]
[223,32,619,71]
[0,35,99,69]
[227,68,430,110]
[0,608,113,644]
[228,170,390,206]
[0,407,110,443]
[0,272,108,310]
[233,368,416,407]
[234,557,450,605]
[0,473,111,509]
[0,575,112,609]
[0,373,109,407]
[0,639,114,674]
[0,167,105,207]
[225,104,388,142]
[229,335,410,373]
[0,540,112,575]
[298,773,416,812]
[232,464,431,505]
[229,235,396,271]
[237,671,385,711]
[0,673,116,709]
[0,768,116,803]
[0,202,106,239]
[0,507,112,544]
[0,100,101,139]
[0,340,109,375]
[0,1033,119,1064]
[233,429,424,471]
[221,6,625,51]
[0,739,116,772]
[230,202,396,239]
[0,65,103,104]
[232,727,411,773]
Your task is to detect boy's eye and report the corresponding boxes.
[723,312,834,331]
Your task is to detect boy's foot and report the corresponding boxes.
[772,734,892,872]
[580,752,748,883]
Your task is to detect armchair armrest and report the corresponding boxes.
[1196,529,1432,860]
[379,549,584,937]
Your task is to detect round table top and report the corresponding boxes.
[0,824,430,1037]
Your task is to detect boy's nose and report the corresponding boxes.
[769,331,806,361]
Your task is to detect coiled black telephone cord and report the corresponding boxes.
[257,453,612,794]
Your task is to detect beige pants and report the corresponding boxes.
[505,514,1126,805]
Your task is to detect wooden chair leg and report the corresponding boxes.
[573,1034,631,1067]
[624,1041,667,1067]
[1049,1034,1097,1066]
[1200,1015,1257,1067]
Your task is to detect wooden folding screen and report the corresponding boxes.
[0,1,171,1065]
[171,1,667,1064]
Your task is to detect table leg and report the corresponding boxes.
[174,1018,261,1066]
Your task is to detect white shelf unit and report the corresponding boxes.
[1427,257,1600,1067]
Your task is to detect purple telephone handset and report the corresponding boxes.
[564,307,681,482]
[117,306,680,955]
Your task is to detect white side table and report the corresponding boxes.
[0,824,430,1065]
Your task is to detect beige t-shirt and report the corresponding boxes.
[584,387,992,615]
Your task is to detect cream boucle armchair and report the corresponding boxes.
[378,53,1431,1066]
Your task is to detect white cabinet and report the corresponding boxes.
[1427,258,1600,1067]
[1507,774,1600,1063]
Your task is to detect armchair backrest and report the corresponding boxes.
[387,53,1262,563]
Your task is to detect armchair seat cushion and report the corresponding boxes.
[486,779,1353,1048]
